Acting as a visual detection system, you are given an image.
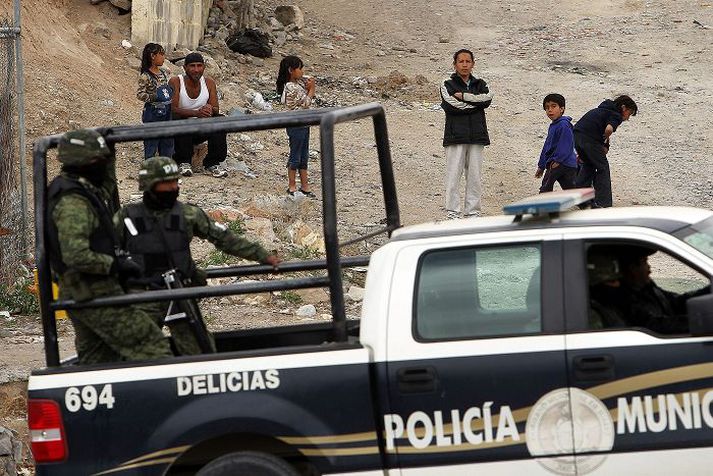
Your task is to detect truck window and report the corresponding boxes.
[415,244,542,340]
[586,243,711,334]
[677,216,713,260]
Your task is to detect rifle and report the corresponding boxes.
[162,269,215,354]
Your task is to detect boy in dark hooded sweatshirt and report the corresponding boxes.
[535,93,578,192]
[573,95,638,207]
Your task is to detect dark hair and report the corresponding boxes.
[184,52,205,65]
[543,93,566,109]
[452,49,474,63]
[614,95,638,116]
[140,43,165,74]
[276,55,304,95]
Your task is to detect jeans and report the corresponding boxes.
[574,133,612,208]
[142,107,174,158]
[286,126,310,170]
[540,162,577,193]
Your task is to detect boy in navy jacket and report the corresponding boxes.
[573,95,637,207]
[535,93,578,193]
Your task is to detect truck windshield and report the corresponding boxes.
[676,216,713,259]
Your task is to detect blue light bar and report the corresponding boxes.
[503,188,595,216]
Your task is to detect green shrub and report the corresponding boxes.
[280,290,303,305]
[201,219,247,266]
[287,246,322,261]
[0,278,39,315]
[203,249,236,266]
[227,218,245,235]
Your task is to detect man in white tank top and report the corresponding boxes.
[168,52,228,178]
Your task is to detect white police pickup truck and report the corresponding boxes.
[28,104,713,475]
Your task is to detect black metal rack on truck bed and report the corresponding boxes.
[33,103,401,367]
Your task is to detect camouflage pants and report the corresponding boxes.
[135,299,216,356]
[69,305,172,365]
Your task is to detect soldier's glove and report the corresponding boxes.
[113,255,142,279]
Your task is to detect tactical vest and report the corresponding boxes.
[122,202,196,287]
[47,176,118,275]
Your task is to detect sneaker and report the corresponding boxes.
[464,211,482,218]
[286,188,296,197]
[179,163,193,177]
[299,188,317,199]
[205,165,228,178]
[446,210,460,220]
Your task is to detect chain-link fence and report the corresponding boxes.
[0,16,26,287]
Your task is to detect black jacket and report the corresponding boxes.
[573,99,623,145]
[440,73,492,147]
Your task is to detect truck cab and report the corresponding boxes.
[369,198,713,474]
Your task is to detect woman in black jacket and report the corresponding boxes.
[440,49,493,219]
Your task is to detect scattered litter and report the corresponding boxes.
[244,89,273,111]
[296,304,316,317]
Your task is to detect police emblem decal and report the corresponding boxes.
[525,388,614,475]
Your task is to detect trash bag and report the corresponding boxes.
[226,29,273,58]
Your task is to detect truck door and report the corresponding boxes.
[563,237,713,475]
[384,237,573,474]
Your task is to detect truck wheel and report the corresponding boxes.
[196,451,300,476]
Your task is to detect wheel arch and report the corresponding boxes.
[152,394,333,475]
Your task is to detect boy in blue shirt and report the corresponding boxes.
[535,93,578,192]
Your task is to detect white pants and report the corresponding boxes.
[445,144,484,215]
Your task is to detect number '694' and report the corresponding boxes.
[65,385,115,412]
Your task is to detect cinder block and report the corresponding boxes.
[131,0,212,50]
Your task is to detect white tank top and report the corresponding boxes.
[178,75,209,110]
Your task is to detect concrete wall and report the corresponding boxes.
[132,0,213,51]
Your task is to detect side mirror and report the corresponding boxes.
[688,293,713,336]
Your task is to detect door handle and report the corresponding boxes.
[397,366,438,394]
[573,355,615,382]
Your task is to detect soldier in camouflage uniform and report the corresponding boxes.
[114,156,281,355]
[47,129,173,364]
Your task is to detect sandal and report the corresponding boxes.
[299,189,317,199]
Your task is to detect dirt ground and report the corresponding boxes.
[1,0,713,471]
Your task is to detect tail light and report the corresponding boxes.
[28,399,67,462]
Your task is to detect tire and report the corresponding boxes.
[196,451,300,476]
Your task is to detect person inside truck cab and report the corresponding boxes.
[617,246,707,334]
[114,156,281,355]
[47,129,173,364]
[587,251,627,329]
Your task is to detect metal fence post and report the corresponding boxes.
[14,0,28,254]
[0,10,27,286]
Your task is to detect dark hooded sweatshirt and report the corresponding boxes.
[573,99,623,145]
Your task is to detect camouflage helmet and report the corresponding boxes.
[57,129,112,166]
[138,156,181,191]
[587,253,621,285]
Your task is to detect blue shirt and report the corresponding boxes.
[538,116,577,169]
